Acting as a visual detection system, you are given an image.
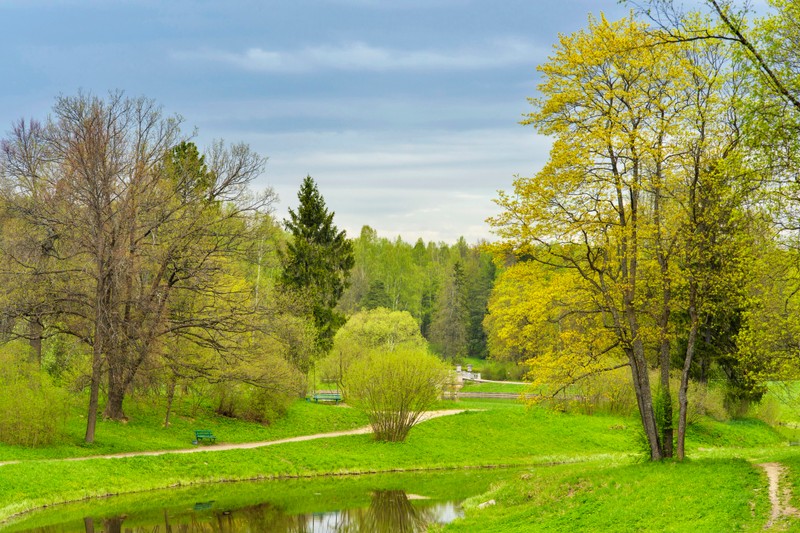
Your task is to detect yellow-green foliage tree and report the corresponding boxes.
[319,307,426,388]
[488,14,753,460]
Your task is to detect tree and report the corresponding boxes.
[281,176,354,356]
[429,261,469,360]
[0,92,273,441]
[489,14,751,460]
[318,307,426,388]
[343,347,448,442]
[360,280,392,310]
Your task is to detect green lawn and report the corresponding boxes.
[460,382,529,394]
[0,397,369,461]
[440,458,770,532]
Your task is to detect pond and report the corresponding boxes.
[4,469,509,532]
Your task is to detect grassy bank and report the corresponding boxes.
[439,458,771,532]
[0,397,792,529]
[0,404,642,521]
[0,399,368,461]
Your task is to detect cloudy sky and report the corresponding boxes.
[0,0,720,244]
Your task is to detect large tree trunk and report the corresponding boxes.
[628,338,663,461]
[28,318,42,365]
[84,340,102,444]
[104,362,128,420]
[677,283,699,460]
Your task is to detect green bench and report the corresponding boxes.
[307,392,342,404]
[193,429,216,444]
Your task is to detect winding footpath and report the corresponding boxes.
[0,409,471,467]
[759,462,800,529]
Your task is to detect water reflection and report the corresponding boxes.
[27,489,461,533]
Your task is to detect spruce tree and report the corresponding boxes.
[281,176,354,354]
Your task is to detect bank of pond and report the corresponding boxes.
[5,469,501,532]
[0,397,798,531]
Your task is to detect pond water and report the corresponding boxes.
[5,469,508,533]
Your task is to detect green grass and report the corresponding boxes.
[440,459,770,532]
[0,395,795,529]
[0,403,638,521]
[0,397,369,461]
[457,357,488,372]
[460,382,528,394]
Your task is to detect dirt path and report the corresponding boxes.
[0,409,471,466]
[759,462,800,529]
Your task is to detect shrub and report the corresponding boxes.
[344,347,449,442]
[214,382,301,424]
[686,381,729,423]
[0,344,72,446]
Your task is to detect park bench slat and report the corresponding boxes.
[306,392,342,404]
[193,429,216,444]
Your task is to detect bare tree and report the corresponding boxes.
[0,92,274,442]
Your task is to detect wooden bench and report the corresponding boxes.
[193,429,216,444]
[307,392,342,404]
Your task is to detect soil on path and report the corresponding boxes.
[759,462,800,529]
[0,409,472,466]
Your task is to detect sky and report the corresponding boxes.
[0,0,740,244]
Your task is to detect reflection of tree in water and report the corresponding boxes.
[333,490,436,533]
[80,503,306,533]
[75,490,442,533]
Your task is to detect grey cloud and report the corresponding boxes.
[174,39,546,73]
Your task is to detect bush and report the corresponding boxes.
[212,353,306,424]
[686,382,728,423]
[344,347,449,442]
[214,382,301,424]
[0,344,72,446]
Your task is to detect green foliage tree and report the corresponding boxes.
[0,93,278,441]
[429,261,469,360]
[490,14,755,460]
[360,280,392,310]
[343,347,448,442]
[319,307,426,387]
[281,176,354,356]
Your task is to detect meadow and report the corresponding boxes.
[0,391,797,531]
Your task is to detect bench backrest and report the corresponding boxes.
[195,430,214,437]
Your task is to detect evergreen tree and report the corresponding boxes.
[429,261,469,360]
[281,176,354,354]
[360,280,392,310]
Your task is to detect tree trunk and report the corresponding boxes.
[628,339,663,461]
[677,283,699,461]
[164,374,177,428]
[104,364,127,420]
[28,318,43,365]
[659,335,674,459]
[84,347,102,443]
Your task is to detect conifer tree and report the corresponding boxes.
[281,176,354,355]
